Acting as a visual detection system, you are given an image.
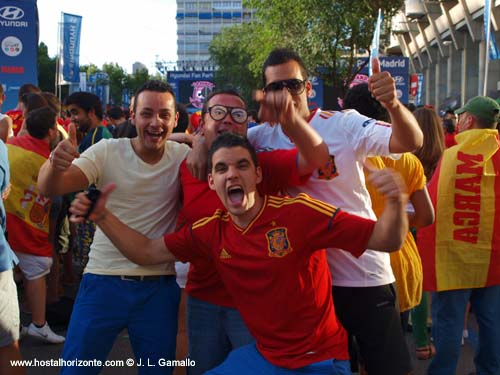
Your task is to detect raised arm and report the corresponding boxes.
[365,164,409,252]
[255,89,329,175]
[37,123,89,196]
[368,58,423,153]
[69,184,174,265]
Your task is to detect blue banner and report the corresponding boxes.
[0,0,39,110]
[484,0,500,60]
[416,73,424,107]
[308,76,323,110]
[61,12,82,83]
[167,71,215,113]
[369,9,383,76]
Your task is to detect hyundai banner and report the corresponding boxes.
[167,71,215,113]
[0,0,39,110]
[60,12,82,83]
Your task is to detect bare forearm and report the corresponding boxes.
[96,210,174,265]
[285,116,329,174]
[388,102,423,153]
[367,197,408,252]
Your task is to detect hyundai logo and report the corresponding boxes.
[0,6,25,20]
[394,76,405,84]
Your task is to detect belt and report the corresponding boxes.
[119,275,165,282]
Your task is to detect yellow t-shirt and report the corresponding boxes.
[366,153,426,311]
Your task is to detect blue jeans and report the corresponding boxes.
[206,344,351,375]
[429,285,500,375]
[61,274,180,375]
[186,296,254,375]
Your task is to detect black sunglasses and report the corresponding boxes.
[263,79,307,96]
[205,105,248,124]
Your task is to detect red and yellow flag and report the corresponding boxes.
[418,129,500,291]
[5,136,52,257]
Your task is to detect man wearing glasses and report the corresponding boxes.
[247,48,423,375]
[180,88,329,374]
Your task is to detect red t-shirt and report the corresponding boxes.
[178,149,308,307]
[165,193,375,368]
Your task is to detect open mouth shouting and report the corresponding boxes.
[227,185,245,206]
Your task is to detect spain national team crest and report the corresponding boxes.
[266,228,292,257]
[317,155,339,180]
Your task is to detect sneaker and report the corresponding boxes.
[27,322,65,344]
[462,329,469,346]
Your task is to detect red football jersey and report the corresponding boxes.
[165,193,375,369]
[178,148,308,307]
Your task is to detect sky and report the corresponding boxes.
[37,0,178,74]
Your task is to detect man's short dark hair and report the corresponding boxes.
[26,107,56,139]
[174,103,189,133]
[262,48,308,86]
[343,83,389,122]
[201,89,247,115]
[64,92,104,120]
[208,132,258,172]
[18,83,41,101]
[107,106,125,120]
[133,80,176,113]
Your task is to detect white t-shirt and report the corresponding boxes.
[73,138,190,276]
[248,108,396,287]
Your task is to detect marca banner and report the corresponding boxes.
[418,129,500,291]
[0,0,39,110]
[60,12,82,83]
[357,56,410,104]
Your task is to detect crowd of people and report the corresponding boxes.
[0,48,499,375]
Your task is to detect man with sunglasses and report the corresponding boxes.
[180,89,329,374]
[247,48,423,375]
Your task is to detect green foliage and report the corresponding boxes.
[126,68,150,97]
[210,0,403,98]
[209,23,261,109]
[37,42,56,92]
[102,63,127,105]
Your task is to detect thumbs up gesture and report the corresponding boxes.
[368,57,399,110]
[50,122,80,171]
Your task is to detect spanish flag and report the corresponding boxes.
[5,136,52,257]
[418,129,500,291]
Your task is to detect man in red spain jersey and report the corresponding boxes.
[178,88,328,374]
[70,132,408,375]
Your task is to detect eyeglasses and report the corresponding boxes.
[263,79,306,96]
[205,105,248,124]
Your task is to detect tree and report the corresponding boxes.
[37,42,56,92]
[102,63,127,105]
[210,0,403,97]
[209,23,263,109]
[125,68,150,97]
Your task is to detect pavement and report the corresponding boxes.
[17,273,479,375]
